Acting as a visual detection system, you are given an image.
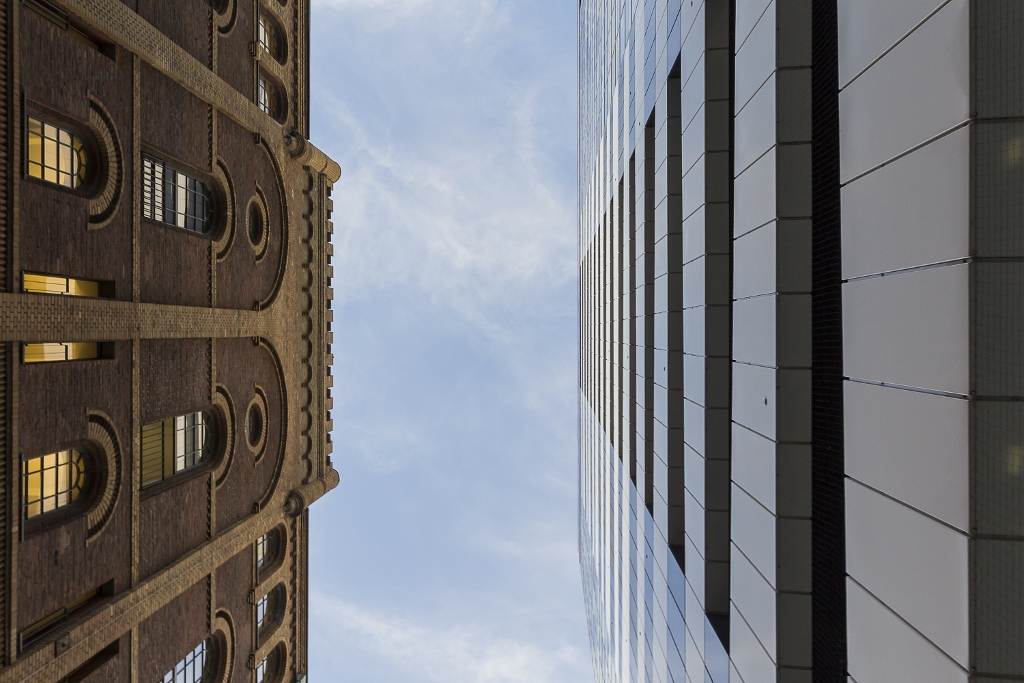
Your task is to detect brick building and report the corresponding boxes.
[0,0,339,681]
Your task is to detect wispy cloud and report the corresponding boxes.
[311,596,588,683]
[309,1,588,681]
[311,0,507,41]
[314,0,576,343]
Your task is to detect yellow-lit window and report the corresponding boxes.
[26,116,87,189]
[23,272,100,297]
[23,449,86,520]
[23,342,99,363]
[140,411,213,487]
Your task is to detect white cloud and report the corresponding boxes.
[311,0,507,41]
[311,596,589,683]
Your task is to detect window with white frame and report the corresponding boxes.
[141,155,214,234]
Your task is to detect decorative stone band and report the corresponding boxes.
[282,469,340,518]
[0,509,280,683]
[58,0,340,186]
[285,131,341,183]
[0,295,264,342]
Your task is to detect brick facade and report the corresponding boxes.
[0,0,339,680]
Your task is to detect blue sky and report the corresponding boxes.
[306,2,588,681]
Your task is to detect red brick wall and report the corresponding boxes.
[139,339,211,424]
[136,0,212,67]
[16,342,133,632]
[19,11,134,299]
[216,114,284,310]
[216,547,254,680]
[137,579,210,682]
[217,0,255,102]
[215,338,283,532]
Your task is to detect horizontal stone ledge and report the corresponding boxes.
[0,294,265,342]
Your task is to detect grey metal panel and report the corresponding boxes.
[846,480,969,665]
[735,73,776,174]
[844,381,969,531]
[732,423,776,514]
[843,262,970,394]
[735,7,775,113]
[686,489,705,555]
[837,0,950,88]
[684,443,706,504]
[735,0,774,52]
[733,295,776,367]
[734,148,776,239]
[733,362,776,441]
[732,485,776,587]
[730,591,778,682]
[846,579,969,683]
[841,127,970,280]
[838,0,969,183]
[684,353,706,406]
[683,256,707,309]
[683,205,707,264]
[731,544,777,656]
[733,222,777,299]
[683,307,706,356]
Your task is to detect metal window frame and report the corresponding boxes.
[22,448,86,520]
[26,115,88,189]
[141,155,214,234]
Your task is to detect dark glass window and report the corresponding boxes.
[161,639,210,683]
[142,156,214,234]
[140,411,214,488]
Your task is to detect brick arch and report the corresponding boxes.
[213,384,236,489]
[214,0,238,35]
[255,138,289,310]
[84,410,123,542]
[255,339,287,511]
[211,610,236,683]
[86,96,124,229]
[212,158,237,261]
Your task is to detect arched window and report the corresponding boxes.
[22,449,86,519]
[257,73,283,121]
[256,530,275,573]
[26,116,88,189]
[140,411,215,488]
[256,592,269,632]
[256,584,285,646]
[257,12,282,62]
[255,648,280,683]
[141,155,215,234]
[161,638,214,683]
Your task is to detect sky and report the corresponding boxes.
[306,2,589,682]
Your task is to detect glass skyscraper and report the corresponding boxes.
[578,1,1024,681]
